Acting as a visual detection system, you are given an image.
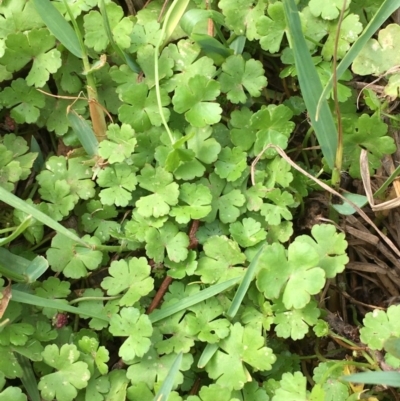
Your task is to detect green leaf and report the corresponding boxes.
[145,222,189,263]
[360,305,400,350]
[46,232,103,278]
[229,217,267,248]
[342,371,400,387]
[38,344,90,401]
[109,307,153,361]
[0,28,61,87]
[170,182,212,224]
[218,55,267,103]
[33,0,82,58]
[295,224,349,278]
[136,165,179,218]
[205,322,276,390]
[309,0,349,20]
[214,147,248,182]
[172,75,222,127]
[272,372,307,401]
[97,163,138,207]
[196,235,246,284]
[219,0,267,41]
[274,299,320,340]
[353,24,400,75]
[101,257,154,306]
[0,78,45,123]
[256,241,326,309]
[257,2,286,53]
[342,114,396,178]
[118,82,170,132]
[83,2,133,51]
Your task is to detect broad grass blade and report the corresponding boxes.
[162,0,191,47]
[67,109,99,156]
[33,0,82,58]
[11,289,109,322]
[154,352,182,401]
[0,216,32,246]
[283,0,337,169]
[342,371,400,387]
[0,187,88,246]
[197,343,219,369]
[149,277,241,323]
[15,354,41,401]
[227,244,265,318]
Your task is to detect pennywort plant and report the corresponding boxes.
[0,0,398,400]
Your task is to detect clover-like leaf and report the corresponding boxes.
[185,297,231,343]
[78,336,110,375]
[360,305,400,350]
[170,182,212,224]
[136,165,179,218]
[214,147,247,182]
[126,336,193,390]
[109,307,153,361]
[101,257,154,306]
[295,224,349,278]
[252,104,295,157]
[46,232,103,279]
[260,189,294,226]
[273,299,321,340]
[196,235,246,283]
[145,222,189,263]
[256,241,326,309]
[218,55,267,103]
[81,199,120,243]
[200,173,246,224]
[352,24,400,76]
[257,2,286,53]
[164,40,216,91]
[342,114,396,178]
[173,75,222,127]
[118,82,170,132]
[97,163,138,207]
[37,155,96,203]
[309,0,349,20]
[0,28,61,87]
[205,323,276,390]
[0,133,36,190]
[229,217,267,248]
[84,2,133,51]
[38,344,90,401]
[272,372,307,401]
[321,14,362,60]
[219,0,267,41]
[98,123,137,164]
[0,78,45,123]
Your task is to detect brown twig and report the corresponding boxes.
[146,275,173,314]
[188,219,200,249]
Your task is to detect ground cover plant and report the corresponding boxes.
[1,0,400,400]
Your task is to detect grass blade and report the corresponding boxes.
[227,244,265,318]
[33,0,82,59]
[15,354,41,401]
[153,352,182,401]
[11,289,109,322]
[162,0,191,47]
[0,187,89,246]
[67,109,99,156]
[149,277,241,323]
[0,216,32,246]
[342,371,400,387]
[283,0,337,169]
[197,343,219,369]
[318,0,400,110]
